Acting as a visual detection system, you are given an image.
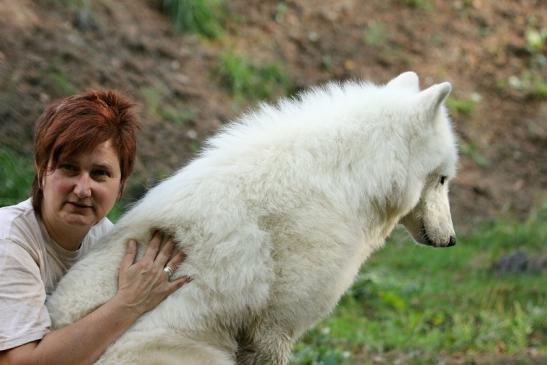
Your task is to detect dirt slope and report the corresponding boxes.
[0,0,545,229]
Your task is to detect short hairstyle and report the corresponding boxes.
[31,90,140,216]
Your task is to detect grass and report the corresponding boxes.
[47,68,78,96]
[290,205,547,364]
[1,148,545,363]
[446,94,479,117]
[363,22,388,48]
[140,86,196,125]
[216,51,291,102]
[0,148,35,207]
[459,141,488,168]
[400,0,433,11]
[505,73,547,100]
[160,0,226,38]
[499,17,547,100]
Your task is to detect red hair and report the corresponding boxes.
[32,90,140,216]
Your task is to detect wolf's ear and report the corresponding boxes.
[386,71,420,92]
[417,82,452,119]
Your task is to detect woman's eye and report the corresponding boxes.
[92,170,110,178]
[440,176,447,185]
[60,164,78,173]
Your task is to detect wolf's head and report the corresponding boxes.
[386,72,458,248]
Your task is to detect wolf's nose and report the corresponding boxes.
[447,236,456,247]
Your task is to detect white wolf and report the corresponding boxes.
[48,71,458,364]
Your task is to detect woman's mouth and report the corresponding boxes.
[67,201,93,209]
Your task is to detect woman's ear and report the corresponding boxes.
[35,163,44,189]
[117,178,126,200]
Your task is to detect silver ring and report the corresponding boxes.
[163,266,175,278]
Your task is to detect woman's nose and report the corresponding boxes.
[73,174,92,198]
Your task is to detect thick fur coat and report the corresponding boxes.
[48,72,459,364]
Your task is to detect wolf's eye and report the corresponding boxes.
[440,176,447,185]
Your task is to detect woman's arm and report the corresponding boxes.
[0,232,190,365]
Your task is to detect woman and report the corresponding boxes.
[0,90,191,364]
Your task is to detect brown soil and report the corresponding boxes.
[0,0,546,231]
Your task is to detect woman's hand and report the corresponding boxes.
[113,231,191,316]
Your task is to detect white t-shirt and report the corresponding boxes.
[0,199,113,351]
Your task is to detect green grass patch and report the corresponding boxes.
[47,69,78,96]
[446,95,479,117]
[0,148,34,207]
[140,86,196,125]
[459,140,488,167]
[363,22,389,48]
[506,72,547,100]
[400,0,433,10]
[160,0,226,38]
[291,205,547,364]
[216,52,291,102]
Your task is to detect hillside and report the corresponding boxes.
[0,0,546,229]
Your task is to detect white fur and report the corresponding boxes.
[47,71,458,364]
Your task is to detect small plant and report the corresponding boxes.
[525,16,546,56]
[159,106,196,125]
[275,2,289,23]
[217,52,290,102]
[526,28,546,54]
[160,0,226,38]
[507,72,547,100]
[401,0,433,10]
[48,70,78,96]
[446,94,480,117]
[459,141,488,167]
[0,148,34,207]
[363,22,388,47]
[141,86,163,117]
[140,86,196,124]
[51,0,90,8]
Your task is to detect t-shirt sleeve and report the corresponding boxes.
[0,240,50,351]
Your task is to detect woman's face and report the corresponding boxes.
[41,139,122,231]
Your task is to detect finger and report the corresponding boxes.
[166,250,187,270]
[119,240,137,270]
[167,276,192,292]
[155,239,175,267]
[142,231,162,262]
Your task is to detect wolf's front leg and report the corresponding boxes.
[236,319,293,365]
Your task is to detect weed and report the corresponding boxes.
[363,22,388,47]
[160,0,226,38]
[188,140,201,153]
[507,72,547,100]
[275,2,289,23]
[47,69,78,96]
[141,86,195,124]
[525,16,546,56]
[160,106,196,125]
[459,141,488,167]
[400,0,433,11]
[217,52,290,102]
[446,94,479,117]
[141,86,163,116]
